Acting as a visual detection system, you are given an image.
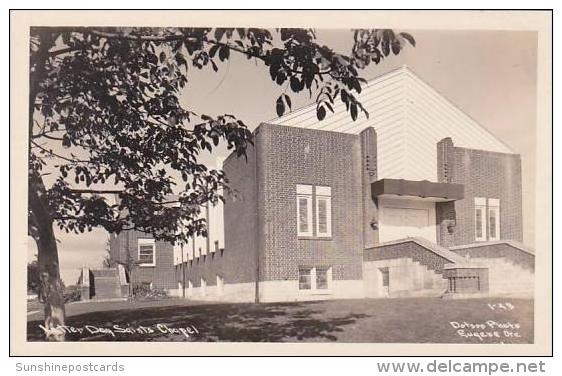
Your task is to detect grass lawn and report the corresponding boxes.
[27,297,533,343]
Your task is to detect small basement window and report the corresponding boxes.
[299,266,332,293]
[298,267,312,290]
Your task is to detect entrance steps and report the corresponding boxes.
[364,237,535,298]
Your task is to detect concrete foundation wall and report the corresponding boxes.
[363,258,447,298]
[470,257,534,297]
[177,282,256,302]
[258,280,365,303]
[169,280,365,303]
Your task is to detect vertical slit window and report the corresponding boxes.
[475,197,487,241]
[316,186,332,237]
[488,198,500,241]
[297,185,313,237]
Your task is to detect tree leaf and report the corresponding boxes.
[214,28,226,42]
[210,60,218,72]
[350,103,358,121]
[290,76,301,92]
[218,46,230,61]
[276,95,285,117]
[209,44,220,58]
[392,40,401,55]
[284,94,292,110]
[399,32,416,47]
[175,52,188,70]
[317,106,326,121]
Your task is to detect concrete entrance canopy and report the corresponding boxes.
[371,179,464,202]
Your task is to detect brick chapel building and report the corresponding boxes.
[95,66,534,302]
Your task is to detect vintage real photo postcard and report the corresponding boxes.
[9,10,552,356]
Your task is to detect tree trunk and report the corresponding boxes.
[29,175,66,341]
[28,30,66,341]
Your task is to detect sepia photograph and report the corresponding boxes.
[10,9,552,356]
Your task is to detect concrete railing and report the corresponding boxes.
[449,241,535,272]
[364,237,467,274]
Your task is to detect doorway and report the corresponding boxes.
[379,267,390,297]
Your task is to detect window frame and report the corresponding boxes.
[315,186,332,238]
[488,198,501,241]
[298,267,313,290]
[474,197,487,242]
[137,238,156,267]
[296,185,313,237]
[298,266,332,294]
[315,266,331,290]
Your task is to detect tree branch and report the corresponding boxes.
[81,28,195,43]
[68,189,124,194]
[32,133,64,141]
[48,46,85,57]
[30,140,90,163]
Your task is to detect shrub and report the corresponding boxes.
[132,282,168,301]
[63,285,81,303]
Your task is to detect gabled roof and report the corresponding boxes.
[269,65,514,182]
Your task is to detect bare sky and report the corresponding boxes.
[28,29,538,284]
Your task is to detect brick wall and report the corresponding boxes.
[175,143,260,292]
[180,123,368,298]
[360,127,379,248]
[109,233,123,262]
[436,138,523,246]
[255,123,364,282]
[109,230,177,290]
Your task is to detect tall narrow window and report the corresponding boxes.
[297,185,313,236]
[488,198,500,241]
[138,238,156,266]
[316,186,332,237]
[474,197,487,242]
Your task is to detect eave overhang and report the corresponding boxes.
[371,179,464,202]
